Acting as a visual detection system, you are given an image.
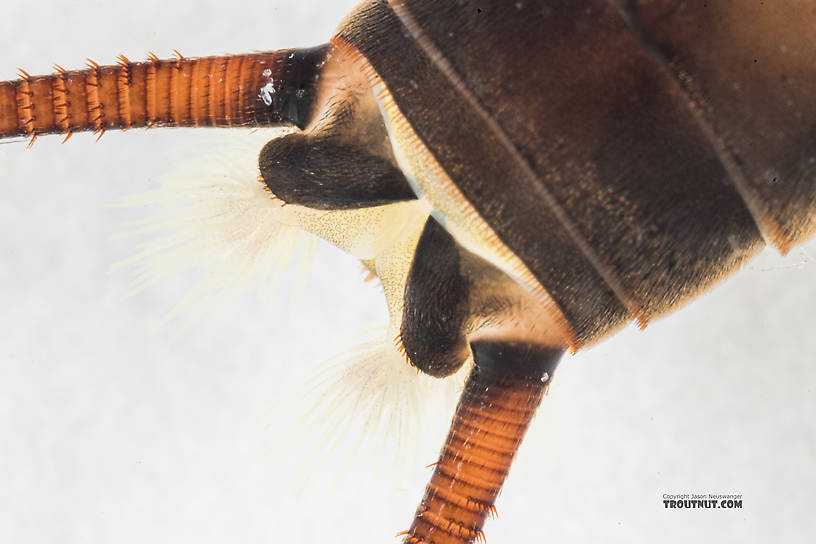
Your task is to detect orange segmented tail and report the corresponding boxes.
[404,342,561,544]
[0,45,329,143]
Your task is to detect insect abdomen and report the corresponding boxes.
[337,0,815,348]
[624,0,816,251]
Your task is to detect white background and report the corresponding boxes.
[1,1,815,543]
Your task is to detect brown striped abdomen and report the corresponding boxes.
[0,46,329,142]
[338,0,816,348]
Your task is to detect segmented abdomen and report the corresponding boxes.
[339,0,816,348]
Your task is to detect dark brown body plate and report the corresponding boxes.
[339,0,815,346]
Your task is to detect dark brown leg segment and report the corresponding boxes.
[403,341,562,544]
